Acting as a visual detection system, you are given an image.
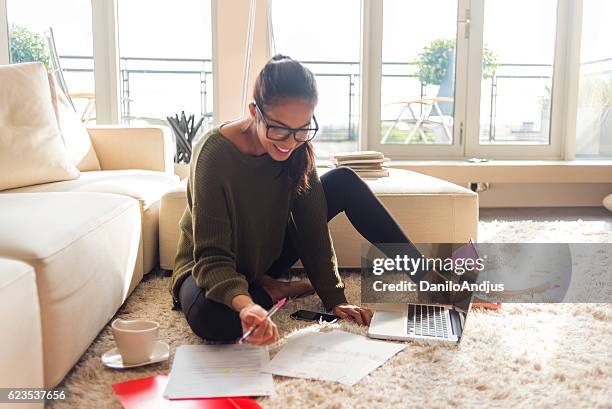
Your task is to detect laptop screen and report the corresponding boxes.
[450,239,480,314]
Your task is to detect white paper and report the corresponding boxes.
[163,344,274,399]
[263,329,405,386]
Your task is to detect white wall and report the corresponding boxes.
[212,0,270,124]
[477,183,612,208]
[395,161,612,207]
[91,0,121,124]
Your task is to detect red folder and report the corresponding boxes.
[112,374,262,409]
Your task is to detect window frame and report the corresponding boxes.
[363,0,470,159]
[0,0,8,65]
[464,0,574,160]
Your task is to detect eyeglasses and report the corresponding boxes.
[254,103,319,142]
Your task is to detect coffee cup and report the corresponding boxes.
[111,319,159,365]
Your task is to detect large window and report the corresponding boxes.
[118,0,213,128]
[6,0,95,122]
[271,0,361,159]
[366,0,571,159]
[575,0,612,159]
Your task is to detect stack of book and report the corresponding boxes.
[331,151,390,178]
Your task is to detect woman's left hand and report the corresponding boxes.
[332,303,373,326]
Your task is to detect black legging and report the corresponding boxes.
[179,166,425,341]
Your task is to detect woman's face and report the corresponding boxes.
[250,99,315,161]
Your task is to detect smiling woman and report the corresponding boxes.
[169,55,435,344]
[169,55,345,344]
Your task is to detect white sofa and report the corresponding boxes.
[0,126,178,388]
[5,126,179,275]
[0,258,43,409]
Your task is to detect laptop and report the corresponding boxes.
[367,240,479,344]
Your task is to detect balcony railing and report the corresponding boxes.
[58,55,611,144]
[59,55,213,127]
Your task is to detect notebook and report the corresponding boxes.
[112,374,262,409]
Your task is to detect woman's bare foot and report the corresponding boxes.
[256,275,315,303]
[472,296,502,310]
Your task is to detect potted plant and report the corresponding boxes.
[413,38,497,122]
[416,38,497,86]
[166,112,205,179]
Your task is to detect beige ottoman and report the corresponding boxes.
[159,179,189,270]
[159,168,478,270]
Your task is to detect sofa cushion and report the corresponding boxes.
[6,169,179,210]
[5,170,180,274]
[0,192,142,387]
[0,192,138,260]
[0,258,44,397]
[0,62,79,191]
[48,73,101,172]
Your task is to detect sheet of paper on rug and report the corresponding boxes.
[263,329,405,386]
[164,344,274,399]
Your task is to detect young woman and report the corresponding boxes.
[169,55,431,345]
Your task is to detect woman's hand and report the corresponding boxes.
[238,303,279,345]
[332,303,373,326]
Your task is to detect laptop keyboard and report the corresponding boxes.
[407,304,449,339]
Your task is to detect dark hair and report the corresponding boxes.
[252,54,317,196]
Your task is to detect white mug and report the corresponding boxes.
[111,319,159,365]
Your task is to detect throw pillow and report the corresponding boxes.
[47,73,101,171]
[0,62,80,191]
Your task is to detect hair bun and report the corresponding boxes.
[271,54,292,62]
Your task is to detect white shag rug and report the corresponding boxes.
[48,211,612,409]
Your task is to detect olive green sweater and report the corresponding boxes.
[169,127,347,310]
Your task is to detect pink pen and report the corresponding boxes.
[238,297,287,344]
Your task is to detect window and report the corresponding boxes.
[271,0,361,159]
[6,0,95,122]
[366,0,469,158]
[575,0,612,159]
[366,0,571,159]
[380,0,459,146]
[478,0,558,146]
[117,0,213,128]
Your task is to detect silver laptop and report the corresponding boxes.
[367,240,479,344]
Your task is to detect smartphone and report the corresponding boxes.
[290,309,341,323]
